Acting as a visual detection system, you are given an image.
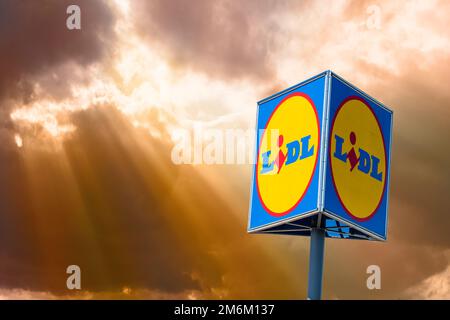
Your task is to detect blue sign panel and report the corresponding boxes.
[248,72,327,232]
[323,74,393,240]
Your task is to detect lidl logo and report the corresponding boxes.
[329,96,387,221]
[333,131,383,181]
[256,93,319,216]
[260,134,315,175]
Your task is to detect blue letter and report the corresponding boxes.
[370,155,383,182]
[286,140,300,165]
[358,148,371,174]
[260,150,274,174]
[300,135,314,159]
[333,134,347,162]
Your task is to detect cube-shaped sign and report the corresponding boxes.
[248,71,393,241]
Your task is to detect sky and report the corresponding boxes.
[0,0,449,299]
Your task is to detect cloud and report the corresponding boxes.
[0,287,202,300]
[404,263,450,299]
[338,52,450,249]
[132,0,297,82]
[0,0,115,103]
[0,107,206,294]
[0,106,301,298]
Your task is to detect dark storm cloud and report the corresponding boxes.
[0,107,206,293]
[132,0,292,81]
[305,54,450,298]
[356,55,450,248]
[0,0,115,103]
[0,106,297,297]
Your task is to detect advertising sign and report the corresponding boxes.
[248,71,393,241]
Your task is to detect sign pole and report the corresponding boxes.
[307,228,325,300]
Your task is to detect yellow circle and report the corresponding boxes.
[257,93,319,216]
[330,98,386,220]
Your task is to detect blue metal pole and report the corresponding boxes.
[308,228,325,300]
